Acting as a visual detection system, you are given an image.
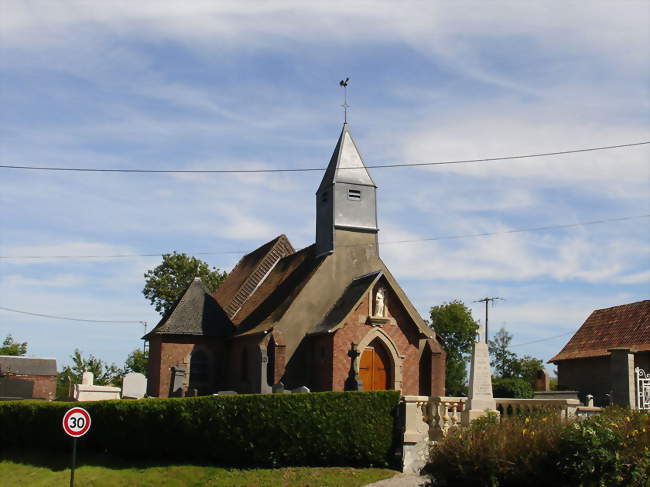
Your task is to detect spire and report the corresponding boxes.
[316,124,378,257]
[317,123,376,194]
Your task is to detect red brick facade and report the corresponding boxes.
[329,283,445,396]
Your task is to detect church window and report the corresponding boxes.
[348,189,361,201]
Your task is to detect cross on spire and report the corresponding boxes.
[339,77,350,123]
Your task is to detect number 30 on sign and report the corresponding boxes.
[62,407,91,438]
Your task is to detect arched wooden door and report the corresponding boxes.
[359,339,391,390]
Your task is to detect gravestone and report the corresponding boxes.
[292,386,310,393]
[122,372,147,399]
[74,370,120,401]
[461,339,499,425]
[170,364,186,397]
[272,382,285,393]
[215,390,237,395]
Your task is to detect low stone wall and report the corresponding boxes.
[399,395,602,474]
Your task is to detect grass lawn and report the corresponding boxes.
[0,450,397,487]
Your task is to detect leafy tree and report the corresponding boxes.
[489,327,544,387]
[488,327,517,378]
[124,348,148,376]
[56,349,123,398]
[430,300,479,396]
[0,335,27,356]
[143,251,227,316]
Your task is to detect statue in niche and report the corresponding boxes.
[374,287,386,317]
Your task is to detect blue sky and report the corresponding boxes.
[1,1,648,372]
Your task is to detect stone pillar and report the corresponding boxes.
[609,348,636,407]
[400,396,431,474]
[462,341,499,425]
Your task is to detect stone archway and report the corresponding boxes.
[356,327,403,390]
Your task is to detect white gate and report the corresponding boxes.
[635,367,650,410]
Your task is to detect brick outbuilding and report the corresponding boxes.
[0,355,57,400]
[145,123,446,397]
[549,299,650,407]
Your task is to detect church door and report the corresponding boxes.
[359,340,391,390]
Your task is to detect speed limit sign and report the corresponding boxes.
[62,407,91,438]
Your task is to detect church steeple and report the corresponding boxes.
[316,123,378,257]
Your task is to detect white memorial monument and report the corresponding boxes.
[73,371,121,401]
[462,325,500,425]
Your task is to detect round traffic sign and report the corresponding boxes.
[62,407,91,438]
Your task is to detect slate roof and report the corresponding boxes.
[310,271,383,335]
[549,299,650,362]
[0,356,57,376]
[316,123,376,193]
[146,278,233,337]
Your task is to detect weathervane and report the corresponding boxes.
[339,77,350,123]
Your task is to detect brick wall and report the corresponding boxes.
[0,375,56,400]
[149,336,224,397]
[330,283,445,395]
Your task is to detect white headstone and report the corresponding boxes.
[81,372,94,385]
[122,372,147,399]
[292,385,310,393]
[462,341,499,425]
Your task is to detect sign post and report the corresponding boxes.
[62,407,91,487]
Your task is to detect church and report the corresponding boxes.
[145,123,447,397]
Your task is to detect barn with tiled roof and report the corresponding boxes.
[549,299,650,407]
[145,124,446,398]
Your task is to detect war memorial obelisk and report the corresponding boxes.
[462,324,500,425]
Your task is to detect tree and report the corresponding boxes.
[56,349,123,398]
[489,327,544,388]
[143,251,227,315]
[0,335,27,356]
[124,348,148,376]
[430,300,479,396]
[488,327,517,378]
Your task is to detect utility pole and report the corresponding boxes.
[141,321,148,353]
[474,297,503,344]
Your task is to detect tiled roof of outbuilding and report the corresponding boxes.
[0,356,57,376]
[548,299,650,362]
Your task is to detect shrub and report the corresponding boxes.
[426,408,650,487]
[0,391,400,468]
[556,407,650,486]
[426,410,563,487]
[492,378,533,399]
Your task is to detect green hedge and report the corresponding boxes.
[0,391,400,467]
[492,378,533,399]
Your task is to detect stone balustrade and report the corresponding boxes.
[495,398,582,420]
[430,396,467,440]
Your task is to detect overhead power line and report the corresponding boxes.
[0,141,647,174]
[510,331,574,347]
[0,213,647,260]
[0,306,143,324]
